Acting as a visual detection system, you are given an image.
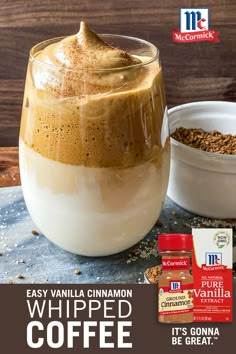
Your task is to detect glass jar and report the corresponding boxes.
[19,31,170,256]
[158,234,194,323]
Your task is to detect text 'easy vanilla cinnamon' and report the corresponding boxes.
[158,234,194,323]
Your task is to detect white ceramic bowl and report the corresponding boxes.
[167,101,236,219]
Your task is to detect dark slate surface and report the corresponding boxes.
[0,186,235,284]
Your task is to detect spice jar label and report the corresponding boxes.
[158,283,194,316]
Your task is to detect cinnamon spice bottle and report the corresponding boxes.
[158,234,194,323]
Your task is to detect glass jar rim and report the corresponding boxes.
[29,33,159,72]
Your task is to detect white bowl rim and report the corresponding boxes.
[168,101,236,161]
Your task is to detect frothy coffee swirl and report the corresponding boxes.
[35,21,143,96]
[38,21,141,69]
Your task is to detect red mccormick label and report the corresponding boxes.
[162,257,190,270]
[192,229,233,322]
[158,283,194,316]
[172,8,220,43]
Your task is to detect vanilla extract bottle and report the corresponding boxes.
[158,234,194,323]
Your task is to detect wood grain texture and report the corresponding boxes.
[0,147,20,187]
[1,0,235,27]
[0,0,235,146]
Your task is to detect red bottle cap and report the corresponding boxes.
[158,234,193,251]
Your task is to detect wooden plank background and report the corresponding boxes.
[0,0,235,146]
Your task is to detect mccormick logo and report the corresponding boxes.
[161,258,190,270]
[172,8,220,43]
[202,252,226,271]
[169,281,182,293]
[180,8,209,32]
[205,252,222,266]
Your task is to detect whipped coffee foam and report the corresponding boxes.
[36,22,141,71]
[21,22,165,168]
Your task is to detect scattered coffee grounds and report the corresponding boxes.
[171,127,236,155]
[16,274,25,279]
[144,265,162,284]
[32,230,39,235]
[74,269,81,275]
[155,220,163,227]
[17,259,25,264]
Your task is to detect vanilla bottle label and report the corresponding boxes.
[192,228,233,322]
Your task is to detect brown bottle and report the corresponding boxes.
[158,234,194,323]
